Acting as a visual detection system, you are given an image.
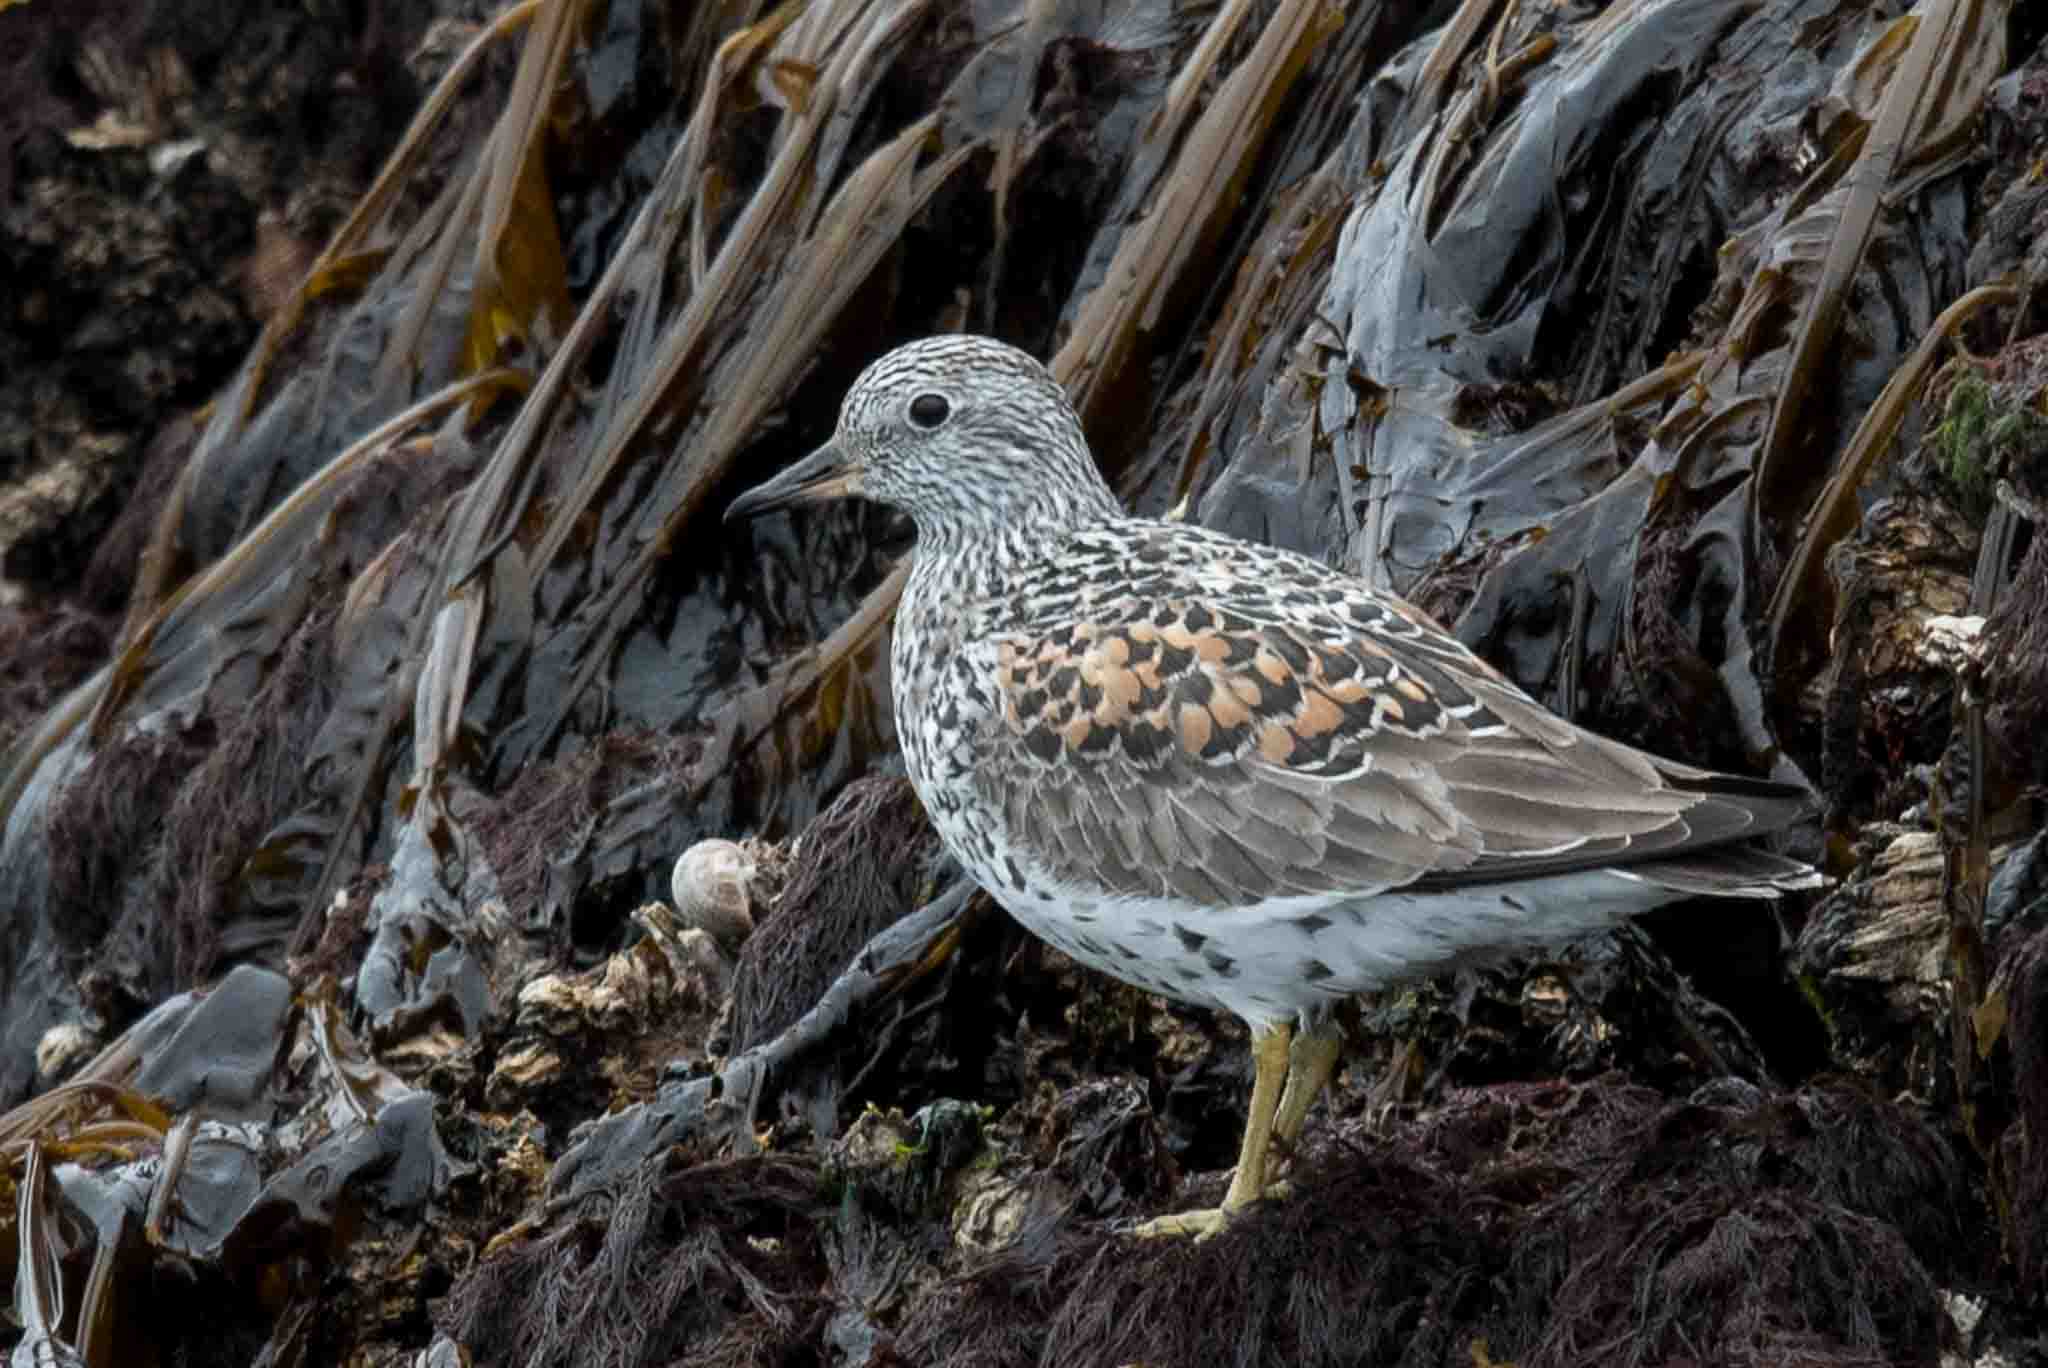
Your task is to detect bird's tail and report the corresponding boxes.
[1616,846,1827,899]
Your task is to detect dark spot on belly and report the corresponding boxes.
[1294,913,1332,935]
[1175,924,1207,952]
[1203,949,1237,978]
[1302,958,1334,982]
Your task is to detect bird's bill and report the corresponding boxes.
[724,441,858,521]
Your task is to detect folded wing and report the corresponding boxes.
[972,529,1814,907]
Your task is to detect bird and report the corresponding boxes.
[724,335,1822,1239]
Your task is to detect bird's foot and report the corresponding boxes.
[1129,1180,1292,1241]
[1131,1207,1229,1240]
[1130,1022,1332,1239]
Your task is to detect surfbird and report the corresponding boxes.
[726,335,1821,1238]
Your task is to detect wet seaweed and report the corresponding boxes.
[2,0,2046,1362]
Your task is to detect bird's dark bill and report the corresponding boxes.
[725,441,856,521]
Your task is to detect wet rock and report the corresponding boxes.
[826,1099,988,1223]
[5,0,2048,1361]
[490,899,734,1126]
[1805,491,1978,823]
[1795,830,1952,1095]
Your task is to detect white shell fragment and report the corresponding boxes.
[1915,613,1986,672]
[670,839,758,952]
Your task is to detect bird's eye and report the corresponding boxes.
[907,393,951,429]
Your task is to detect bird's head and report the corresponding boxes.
[724,335,1117,543]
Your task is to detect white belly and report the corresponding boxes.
[978,861,1695,1033]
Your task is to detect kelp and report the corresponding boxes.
[1765,282,2019,687]
[0,967,452,1366]
[0,0,2040,1360]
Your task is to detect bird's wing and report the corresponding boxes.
[969,525,1809,908]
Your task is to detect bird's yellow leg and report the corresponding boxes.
[1133,1022,1293,1240]
[1272,1021,1343,1149]
[1220,1022,1293,1209]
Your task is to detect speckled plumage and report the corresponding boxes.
[728,335,1821,1233]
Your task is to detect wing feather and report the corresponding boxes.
[966,524,1812,906]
